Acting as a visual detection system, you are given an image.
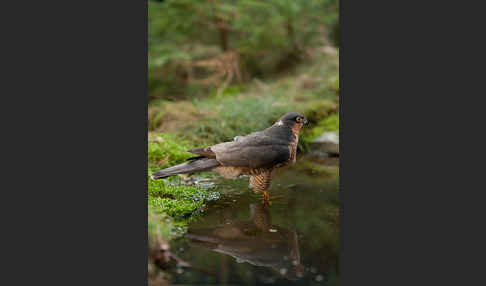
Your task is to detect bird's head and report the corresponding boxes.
[274,112,308,130]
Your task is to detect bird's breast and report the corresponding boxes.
[289,124,302,163]
[289,139,298,164]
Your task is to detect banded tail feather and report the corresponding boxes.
[150,157,220,180]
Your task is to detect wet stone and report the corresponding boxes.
[310,131,339,155]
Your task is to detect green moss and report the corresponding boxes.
[148,133,221,241]
[148,177,220,240]
[321,113,339,132]
[302,100,337,124]
[148,133,194,170]
[301,113,339,149]
[148,177,219,217]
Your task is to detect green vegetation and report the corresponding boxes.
[148,50,339,150]
[148,133,220,243]
[149,0,338,101]
[149,178,219,218]
[301,113,339,145]
[148,133,193,170]
[148,0,340,151]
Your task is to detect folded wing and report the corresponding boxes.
[210,135,290,169]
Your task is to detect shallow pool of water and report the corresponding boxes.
[167,155,339,285]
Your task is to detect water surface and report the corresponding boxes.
[168,154,339,285]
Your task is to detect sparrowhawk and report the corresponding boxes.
[150,112,308,203]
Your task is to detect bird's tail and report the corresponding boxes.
[150,158,220,180]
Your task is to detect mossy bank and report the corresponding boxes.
[148,134,220,243]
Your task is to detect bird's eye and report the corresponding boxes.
[296,117,302,123]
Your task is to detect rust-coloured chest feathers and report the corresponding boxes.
[288,123,303,164]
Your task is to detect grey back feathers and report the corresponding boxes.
[210,133,290,169]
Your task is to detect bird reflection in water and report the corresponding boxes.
[185,203,305,280]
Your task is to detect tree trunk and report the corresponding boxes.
[219,24,228,52]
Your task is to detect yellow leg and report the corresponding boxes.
[262,191,271,206]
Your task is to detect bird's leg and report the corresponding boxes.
[250,172,273,206]
[263,191,270,201]
[262,191,271,206]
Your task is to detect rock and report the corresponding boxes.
[310,132,339,155]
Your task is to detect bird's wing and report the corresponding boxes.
[210,135,290,169]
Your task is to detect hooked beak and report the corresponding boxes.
[303,119,308,125]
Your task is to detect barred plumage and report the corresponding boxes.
[249,171,273,193]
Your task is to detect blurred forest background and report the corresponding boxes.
[148,0,339,147]
[148,1,339,284]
